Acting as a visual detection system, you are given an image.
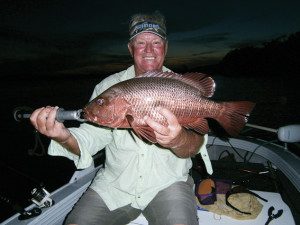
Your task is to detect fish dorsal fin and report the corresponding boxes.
[182,72,215,98]
[139,70,215,98]
[139,70,177,79]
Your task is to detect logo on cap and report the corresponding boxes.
[129,21,167,40]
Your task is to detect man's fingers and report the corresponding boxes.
[157,107,179,128]
[144,115,169,135]
[45,106,59,127]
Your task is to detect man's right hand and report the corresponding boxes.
[30,106,71,144]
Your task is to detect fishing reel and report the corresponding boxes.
[31,186,54,208]
[17,186,54,220]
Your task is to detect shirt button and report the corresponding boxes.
[141,154,144,157]
[138,196,141,198]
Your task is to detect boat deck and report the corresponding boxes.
[130,191,294,224]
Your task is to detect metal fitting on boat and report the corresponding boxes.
[31,187,54,208]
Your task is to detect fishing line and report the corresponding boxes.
[28,130,47,157]
[207,136,230,160]
[226,139,245,161]
[206,136,217,149]
[217,150,232,160]
[207,136,240,161]
[244,139,278,163]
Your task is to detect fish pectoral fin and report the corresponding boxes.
[185,118,209,134]
[133,126,157,143]
[126,115,157,143]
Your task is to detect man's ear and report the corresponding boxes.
[128,43,133,57]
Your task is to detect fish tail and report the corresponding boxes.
[216,101,256,136]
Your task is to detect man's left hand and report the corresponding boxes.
[144,107,184,148]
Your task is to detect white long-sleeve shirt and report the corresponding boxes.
[48,65,208,210]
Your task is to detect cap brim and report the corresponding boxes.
[130,30,167,40]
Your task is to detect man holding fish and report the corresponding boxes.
[30,11,209,225]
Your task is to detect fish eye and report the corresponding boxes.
[97,98,105,105]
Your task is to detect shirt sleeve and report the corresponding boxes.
[48,123,113,169]
[48,77,117,169]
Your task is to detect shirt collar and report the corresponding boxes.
[120,65,171,82]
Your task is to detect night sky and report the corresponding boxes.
[1,0,300,76]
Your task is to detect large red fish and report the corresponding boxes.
[83,71,255,143]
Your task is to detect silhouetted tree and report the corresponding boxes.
[217,32,300,77]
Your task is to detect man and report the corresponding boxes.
[30,11,208,225]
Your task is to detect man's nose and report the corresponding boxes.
[145,43,153,53]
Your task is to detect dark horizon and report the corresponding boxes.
[2,31,299,80]
[1,0,300,77]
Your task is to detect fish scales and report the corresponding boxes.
[122,77,208,122]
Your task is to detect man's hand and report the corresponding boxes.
[30,106,71,143]
[144,107,182,148]
[144,107,204,158]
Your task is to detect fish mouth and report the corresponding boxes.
[82,107,100,123]
[82,108,95,122]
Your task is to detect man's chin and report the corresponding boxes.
[135,64,163,75]
[143,65,162,72]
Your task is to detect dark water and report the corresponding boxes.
[211,75,299,128]
[0,74,299,222]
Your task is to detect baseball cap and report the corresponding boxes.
[129,11,167,40]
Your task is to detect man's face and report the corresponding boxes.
[128,32,168,76]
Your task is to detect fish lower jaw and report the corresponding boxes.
[84,113,98,123]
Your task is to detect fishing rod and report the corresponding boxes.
[13,106,87,157]
[246,123,300,143]
[13,107,300,143]
[13,106,87,123]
